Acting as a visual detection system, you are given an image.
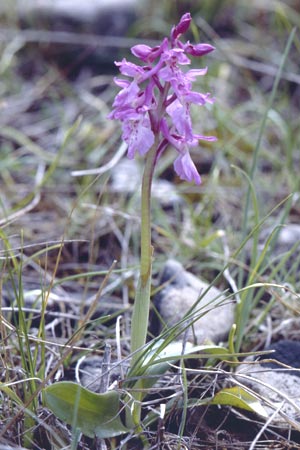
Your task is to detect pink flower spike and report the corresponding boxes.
[109,11,216,185]
[174,151,201,184]
[171,13,191,42]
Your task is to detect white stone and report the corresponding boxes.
[111,158,181,206]
[155,260,235,344]
[236,361,300,425]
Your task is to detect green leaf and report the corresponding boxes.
[44,382,129,438]
[0,383,23,405]
[211,386,268,418]
[138,341,229,392]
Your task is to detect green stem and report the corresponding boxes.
[128,84,169,432]
[131,139,158,362]
[131,85,170,360]
[127,138,158,435]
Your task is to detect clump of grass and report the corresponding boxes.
[0,1,300,448]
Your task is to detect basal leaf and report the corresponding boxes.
[44,382,129,438]
[137,340,229,392]
[211,386,268,418]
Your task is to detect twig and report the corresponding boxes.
[71,141,127,177]
[0,163,44,226]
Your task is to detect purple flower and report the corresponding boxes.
[108,12,216,184]
[174,151,201,185]
[122,115,155,159]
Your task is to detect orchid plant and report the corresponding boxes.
[44,12,218,440]
[107,11,217,429]
[108,11,216,367]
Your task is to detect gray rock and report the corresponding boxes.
[236,340,300,424]
[77,354,127,393]
[154,260,235,344]
[258,223,300,270]
[273,224,300,250]
[111,158,181,207]
[259,223,300,249]
[256,340,300,374]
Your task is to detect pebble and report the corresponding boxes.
[154,259,235,344]
[111,158,181,207]
[78,351,128,393]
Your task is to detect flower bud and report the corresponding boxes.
[171,13,191,41]
[184,43,215,56]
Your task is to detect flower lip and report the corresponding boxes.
[174,151,201,184]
